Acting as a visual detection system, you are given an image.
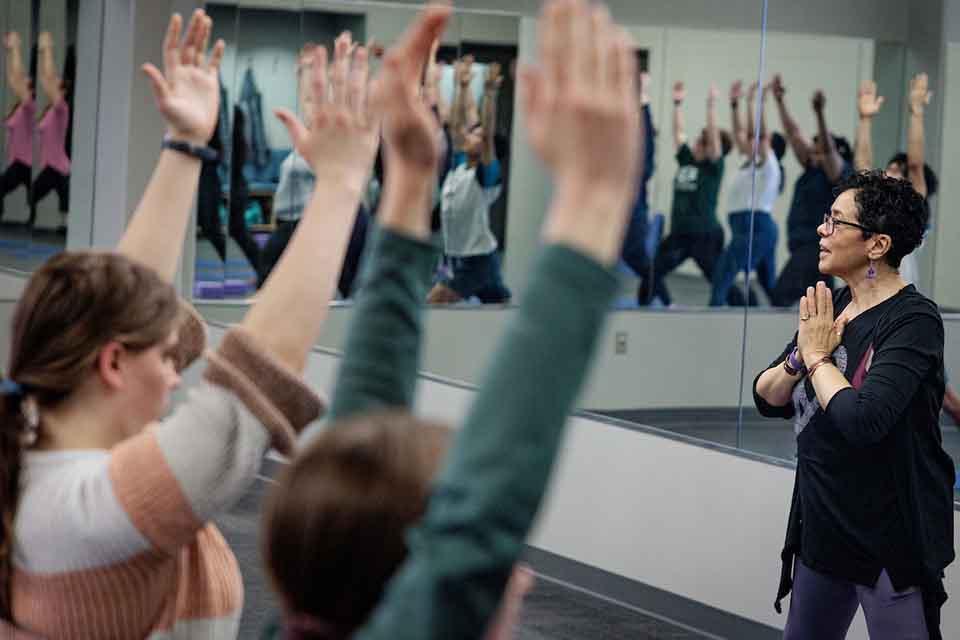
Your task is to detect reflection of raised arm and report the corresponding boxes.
[480,62,501,165]
[771,73,812,167]
[907,73,932,198]
[812,90,844,182]
[730,81,749,155]
[424,39,450,124]
[118,11,224,283]
[855,80,883,171]
[672,81,686,151]
[4,31,30,103]
[704,84,721,161]
[37,31,63,104]
[748,82,771,158]
[449,56,472,150]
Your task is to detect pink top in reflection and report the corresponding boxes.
[5,97,34,167]
[38,99,70,175]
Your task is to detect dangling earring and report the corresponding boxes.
[866,259,877,281]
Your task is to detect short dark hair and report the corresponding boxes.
[835,170,928,269]
[887,152,939,198]
[719,130,733,157]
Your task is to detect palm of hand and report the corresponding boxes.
[162,65,219,144]
[300,108,379,182]
[859,93,881,116]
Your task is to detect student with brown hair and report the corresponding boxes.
[262,0,641,637]
[0,9,371,638]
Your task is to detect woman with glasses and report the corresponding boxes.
[753,170,954,640]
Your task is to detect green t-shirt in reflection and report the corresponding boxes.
[669,143,724,235]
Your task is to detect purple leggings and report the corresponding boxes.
[783,560,928,640]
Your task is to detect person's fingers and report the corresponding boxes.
[207,39,226,73]
[876,96,885,109]
[799,296,810,323]
[539,1,562,93]
[274,107,308,151]
[350,46,370,123]
[519,64,545,123]
[818,281,831,318]
[806,286,816,316]
[142,63,170,105]
[333,33,350,107]
[835,315,849,338]
[568,0,590,90]
[312,46,329,107]
[163,13,182,75]
[180,9,204,67]
[392,3,451,80]
[551,0,575,93]
[586,4,608,91]
[611,27,636,102]
[196,16,212,68]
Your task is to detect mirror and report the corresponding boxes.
[29,0,75,267]
[0,2,34,270]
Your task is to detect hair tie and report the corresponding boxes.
[0,379,23,398]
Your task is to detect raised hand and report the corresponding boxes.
[456,55,475,88]
[730,80,744,103]
[485,62,504,93]
[909,72,932,116]
[142,10,224,146]
[275,34,379,195]
[747,81,759,104]
[707,83,719,106]
[371,6,450,176]
[858,80,885,118]
[771,73,785,101]
[38,31,53,51]
[639,71,651,105]
[672,80,686,104]
[3,31,20,51]
[522,0,640,263]
[812,89,826,114]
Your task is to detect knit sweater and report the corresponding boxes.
[265,227,618,638]
[3,304,324,639]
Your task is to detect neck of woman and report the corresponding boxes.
[845,264,907,318]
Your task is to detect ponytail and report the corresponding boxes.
[0,390,29,622]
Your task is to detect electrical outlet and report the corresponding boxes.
[615,332,628,355]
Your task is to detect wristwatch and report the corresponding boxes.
[162,137,219,162]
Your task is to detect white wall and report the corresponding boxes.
[934,42,960,308]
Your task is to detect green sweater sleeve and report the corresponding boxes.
[355,244,619,640]
[328,226,439,421]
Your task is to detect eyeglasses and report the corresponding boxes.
[822,213,875,236]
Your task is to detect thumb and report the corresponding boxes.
[877,96,885,108]
[834,316,849,338]
[274,108,307,150]
[141,63,170,105]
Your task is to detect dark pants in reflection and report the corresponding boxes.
[444,251,511,303]
[710,211,778,307]
[621,204,650,298]
[31,167,70,222]
[771,242,832,307]
[197,161,227,261]
[259,206,370,299]
[0,161,32,220]
[640,227,745,307]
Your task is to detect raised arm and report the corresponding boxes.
[328,7,450,421]
[356,2,640,636]
[449,56,472,150]
[640,72,655,183]
[855,80,883,172]
[241,33,379,376]
[37,31,63,104]
[906,73,931,198]
[771,73,812,167]
[704,83,722,161]
[3,32,30,103]
[672,81,687,151]
[424,39,450,124]
[748,82,771,158]
[812,90,844,183]
[480,62,502,165]
[117,11,224,283]
[730,81,750,156]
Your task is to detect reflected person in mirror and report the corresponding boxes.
[769,75,854,307]
[621,70,657,303]
[710,80,785,307]
[427,56,511,304]
[639,81,733,307]
[0,32,34,226]
[32,31,71,233]
[754,171,953,640]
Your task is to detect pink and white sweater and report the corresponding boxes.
[2,313,323,639]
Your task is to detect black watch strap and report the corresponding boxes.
[162,138,219,162]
